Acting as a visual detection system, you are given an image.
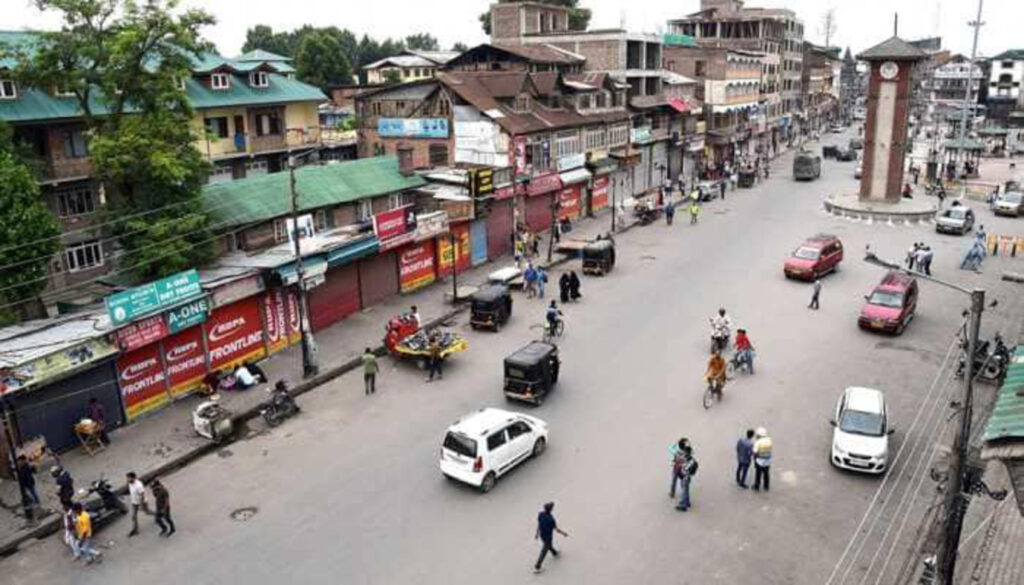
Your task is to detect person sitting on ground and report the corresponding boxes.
[234,363,256,389]
[247,361,267,384]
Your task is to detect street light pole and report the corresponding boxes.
[288,156,319,378]
[954,0,984,170]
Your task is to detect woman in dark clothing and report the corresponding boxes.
[559,273,571,303]
[568,271,582,302]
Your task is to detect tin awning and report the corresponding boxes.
[327,236,379,267]
[560,167,592,185]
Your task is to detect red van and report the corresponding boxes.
[784,234,844,280]
[858,271,919,335]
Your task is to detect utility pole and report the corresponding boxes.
[449,231,458,304]
[288,156,319,378]
[547,197,559,264]
[936,288,984,584]
[955,0,984,169]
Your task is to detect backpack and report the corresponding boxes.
[687,458,699,476]
[672,449,688,472]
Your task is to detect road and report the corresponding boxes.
[5,134,1023,585]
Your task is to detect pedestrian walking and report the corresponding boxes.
[126,471,153,537]
[537,267,548,298]
[426,333,443,382]
[921,246,934,276]
[675,445,697,512]
[73,503,101,564]
[15,455,40,507]
[87,398,111,445]
[52,465,74,510]
[735,429,754,488]
[524,263,538,298]
[533,502,569,574]
[559,272,571,303]
[150,479,175,537]
[808,279,821,310]
[362,347,379,395]
[62,504,80,560]
[665,200,675,225]
[752,428,773,492]
[669,438,690,498]
[905,243,919,270]
[914,244,929,275]
[689,201,700,225]
[719,180,726,200]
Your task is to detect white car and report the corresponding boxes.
[830,387,893,474]
[440,408,548,492]
[854,163,862,179]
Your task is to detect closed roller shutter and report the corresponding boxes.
[359,251,398,308]
[525,193,553,233]
[470,219,488,266]
[486,200,513,260]
[308,264,360,332]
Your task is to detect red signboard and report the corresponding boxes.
[592,176,610,211]
[398,240,436,293]
[286,289,301,344]
[493,185,515,200]
[437,223,471,277]
[373,207,412,240]
[114,315,168,352]
[558,184,582,220]
[528,172,562,196]
[263,288,300,355]
[163,325,207,398]
[117,343,168,421]
[205,296,266,371]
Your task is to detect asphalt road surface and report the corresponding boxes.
[6,135,1023,585]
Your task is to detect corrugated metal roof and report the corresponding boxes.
[857,36,927,61]
[202,156,426,229]
[186,72,324,109]
[0,311,113,368]
[236,49,290,62]
[982,347,1024,443]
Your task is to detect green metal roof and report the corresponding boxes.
[236,49,290,63]
[202,156,426,228]
[992,49,1024,61]
[662,33,697,48]
[186,72,324,110]
[982,346,1024,442]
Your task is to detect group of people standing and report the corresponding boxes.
[906,242,935,275]
[666,427,774,514]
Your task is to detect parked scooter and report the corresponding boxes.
[260,381,300,427]
[956,333,1012,383]
[75,476,127,532]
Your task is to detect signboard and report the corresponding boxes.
[631,127,652,144]
[205,296,266,371]
[399,240,437,293]
[373,207,413,240]
[166,297,209,334]
[377,118,449,138]
[263,289,299,355]
[558,184,583,219]
[591,176,610,211]
[105,269,202,327]
[414,210,449,240]
[557,153,586,172]
[513,137,528,175]
[493,185,515,200]
[528,172,562,196]
[437,223,471,276]
[0,337,118,393]
[115,315,168,352]
[469,168,494,196]
[439,199,474,223]
[117,343,168,421]
[163,326,207,398]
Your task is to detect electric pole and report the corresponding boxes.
[954,0,984,169]
[288,156,319,378]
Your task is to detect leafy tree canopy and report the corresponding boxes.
[405,33,439,52]
[452,42,470,53]
[295,31,354,90]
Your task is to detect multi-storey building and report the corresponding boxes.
[839,47,861,122]
[667,0,804,156]
[801,43,840,133]
[0,31,326,295]
[925,56,983,119]
[986,49,1024,124]
[363,49,459,85]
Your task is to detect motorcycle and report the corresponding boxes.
[74,476,127,532]
[956,333,1011,383]
[260,381,300,427]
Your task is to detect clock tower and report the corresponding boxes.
[856,37,926,202]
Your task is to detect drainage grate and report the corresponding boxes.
[230,506,258,522]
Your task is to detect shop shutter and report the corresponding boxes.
[358,251,398,308]
[486,200,513,260]
[308,264,360,332]
[525,193,553,233]
[470,219,488,266]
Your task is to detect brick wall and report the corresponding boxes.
[491,4,522,41]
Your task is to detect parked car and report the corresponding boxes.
[836,147,857,162]
[935,206,975,235]
[830,387,893,475]
[993,191,1024,217]
[822,144,840,159]
[829,124,843,133]
[858,271,919,335]
[439,408,548,492]
[784,234,844,280]
[848,138,864,150]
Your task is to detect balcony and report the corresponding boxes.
[43,157,94,184]
[204,126,323,160]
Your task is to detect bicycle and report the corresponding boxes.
[725,350,754,380]
[702,377,725,409]
[542,318,565,342]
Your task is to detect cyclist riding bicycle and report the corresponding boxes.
[545,300,563,334]
[710,308,732,352]
[705,351,727,396]
[734,328,754,374]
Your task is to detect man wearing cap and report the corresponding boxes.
[753,428,773,492]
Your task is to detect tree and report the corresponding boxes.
[0,137,60,323]
[452,42,470,53]
[405,33,439,52]
[479,0,591,35]
[383,69,402,85]
[17,0,217,281]
[296,31,353,90]
[241,24,292,56]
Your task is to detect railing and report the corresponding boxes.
[44,158,93,182]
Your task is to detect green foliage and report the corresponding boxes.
[295,31,353,90]
[452,42,470,53]
[383,69,402,86]
[479,0,591,35]
[0,149,60,321]
[405,33,439,52]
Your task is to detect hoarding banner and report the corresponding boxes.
[163,326,207,398]
[437,223,471,276]
[105,269,201,326]
[399,241,436,293]
[166,297,209,334]
[377,118,449,138]
[527,172,562,196]
[591,176,610,211]
[263,289,298,355]
[114,315,168,352]
[373,207,412,240]
[558,185,582,219]
[117,343,168,421]
[205,296,266,371]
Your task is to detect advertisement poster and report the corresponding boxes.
[205,296,266,371]
[163,326,207,398]
[513,137,527,175]
[286,290,302,345]
[117,343,169,421]
[373,207,410,240]
[114,314,168,352]
[558,184,582,219]
[166,297,209,334]
[591,176,610,211]
[437,223,471,277]
[263,289,299,355]
[398,240,437,293]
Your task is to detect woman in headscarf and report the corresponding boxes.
[568,271,582,302]
[559,272,571,303]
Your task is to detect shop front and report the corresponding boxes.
[437,222,471,278]
[485,184,515,260]
[590,175,610,213]
[557,167,590,221]
[524,172,562,233]
[205,294,267,371]
[398,239,437,293]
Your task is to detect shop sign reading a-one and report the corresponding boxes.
[105,269,202,327]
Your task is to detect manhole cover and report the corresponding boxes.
[230,506,258,521]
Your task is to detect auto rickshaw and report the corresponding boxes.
[469,285,512,331]
[503,341,560,405]
[582,239,616,276]
[738,169,757,188]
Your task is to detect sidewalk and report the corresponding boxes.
[0,202,632,556]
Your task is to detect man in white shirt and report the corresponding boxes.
[126,471,153,537]
[410,305,422,330]
[234,364,255,388]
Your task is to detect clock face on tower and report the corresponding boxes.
[880,61,899,80]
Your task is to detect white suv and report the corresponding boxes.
[440,408,548,492]
[830,387,894,475]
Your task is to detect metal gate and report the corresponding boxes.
[525,193,553,233]
[308,264,360,332]
[358,251,398,309]
[486,200,513,260]
[470,219,488,266]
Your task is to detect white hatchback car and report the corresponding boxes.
[440,408,548,492]
[830,387,894,475]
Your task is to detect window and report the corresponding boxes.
[249,71,269,88]
[273,219,288,243]
[595,92,607,109]
[65,240,103,272]
[211,73,230,90]
[388,192,411,210]
[204,117,229,139]
[207,165,234,184]
[429,143,448,167]
[695,60,706,77]
[555,130,581,158]
[314,209,331,231]
[255,113,281,136]
[1003,61,1014,69]
[608,123,629,147]
[62,129,89,159]
[56,186,95,217]
[506,421,531,440]
[527,139,551,171]
[245,160,268,177]
[585,127,606,150]
[0,79,16,99]
[486,431,507,451]
[612,91,625,108]
[514,94,531,112]
[357,199,373,221]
